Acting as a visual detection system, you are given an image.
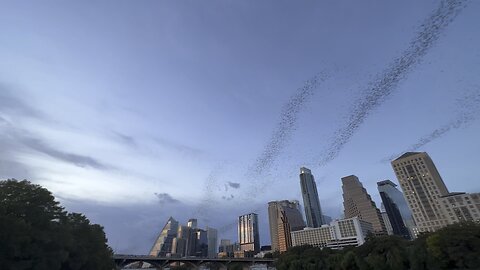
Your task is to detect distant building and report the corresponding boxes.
[149,217,179,256]
[342,175,386,235]
[206,227,218,258]
[171,225,191,257]
[268,200,305,252]
[322,215,333,224]
[377,180,415,239]
[218,240,240,258]
[187,218,198,229]
[381,211,394,235]
[391,152,449,232]
[438,192,480,224]
[299,167,324,227]
[238,213,260,254]
[291,217,373,249]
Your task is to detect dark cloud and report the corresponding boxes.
[0,84,44,119]
[20,136,108,170]
[227,181,240,189]
[317,0,468,166]
[113,131,137,147]
[154,192,179,205]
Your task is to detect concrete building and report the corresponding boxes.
[238,213,260,254]
[299,167,324,227]
[378,180,416,239]
[391,152,449,232]
[268,200,305,252]
[291,217,373,249]
[342,175,386,235]
[149,217,179,256]
[438,192,480,224]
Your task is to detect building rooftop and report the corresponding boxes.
[393,152,422,161]
[377,180,397,187]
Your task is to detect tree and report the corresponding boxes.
[0,179,114,270]
[426,222,480,269]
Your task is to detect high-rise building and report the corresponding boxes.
[187,218,198,229]
[291,217,373,249]
[206,227,218,258]
[381,211,394,235]
[238,213,260,254]
[268,200,306,252]
[342,175,386,235]
[438,192,480,224]
[391,152,449,232]
[377,180,415,239]
[149,217,179,256]
[299,167,324,227]
[171,225,191,257]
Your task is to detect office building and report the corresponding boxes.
[291,217,373,249]
[322,215,333,224]
[171,225,191,257]
[187,218,198,229]
[342,175,386,235]
[381,211,394,235]
[149,217,179,256]
[299,167,324,227]
[207,227,218,258]
[377,180,415,239]
[391,152,449,232]
[218,240,240,258]
[268,200,306,252]
[438,192,480,224]
[238,213,260,254]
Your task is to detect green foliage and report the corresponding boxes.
[0,179,114,270]
[276,223,480,270]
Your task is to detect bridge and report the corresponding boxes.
[113,254,276,269]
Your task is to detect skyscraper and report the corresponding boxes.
[238,213,260,254]
[149,217,179,256]
[391,152,449,232]
[299,167,324,227]
[268,200,306,252]
[342,175,386,235]
[377,180,415,239]
[206,227,218,258]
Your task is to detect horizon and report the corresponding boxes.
[1,0,479,254]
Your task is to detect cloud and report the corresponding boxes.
[317,0,468,166]
[0,84,43,119]
[113,131,137,147]
[19,136,108,170]
[227,181,240,189]
[154,192,179,205]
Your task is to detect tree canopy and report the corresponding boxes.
[0,179,114,270]
[276,222,480,270]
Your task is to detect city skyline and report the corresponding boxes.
[0,0,479,254]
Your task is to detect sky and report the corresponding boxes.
[1,0,480,254]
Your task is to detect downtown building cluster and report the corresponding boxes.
[149,151,480,258]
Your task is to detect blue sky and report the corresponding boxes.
[1,0,479,253]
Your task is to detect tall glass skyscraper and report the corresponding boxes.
[377,180,415,239]
[238,213,260,253]
[299,167,324,227]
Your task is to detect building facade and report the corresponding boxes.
[342,175,386,235]
[377,180,415,239]
[149,217,179,256]
[206,227,218,258]
[291,217,373,249]
[238,213,260,254]
[438,192,480,224]
[391,152,449,232]
[299,167,324,228]
[268,200,306,252]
